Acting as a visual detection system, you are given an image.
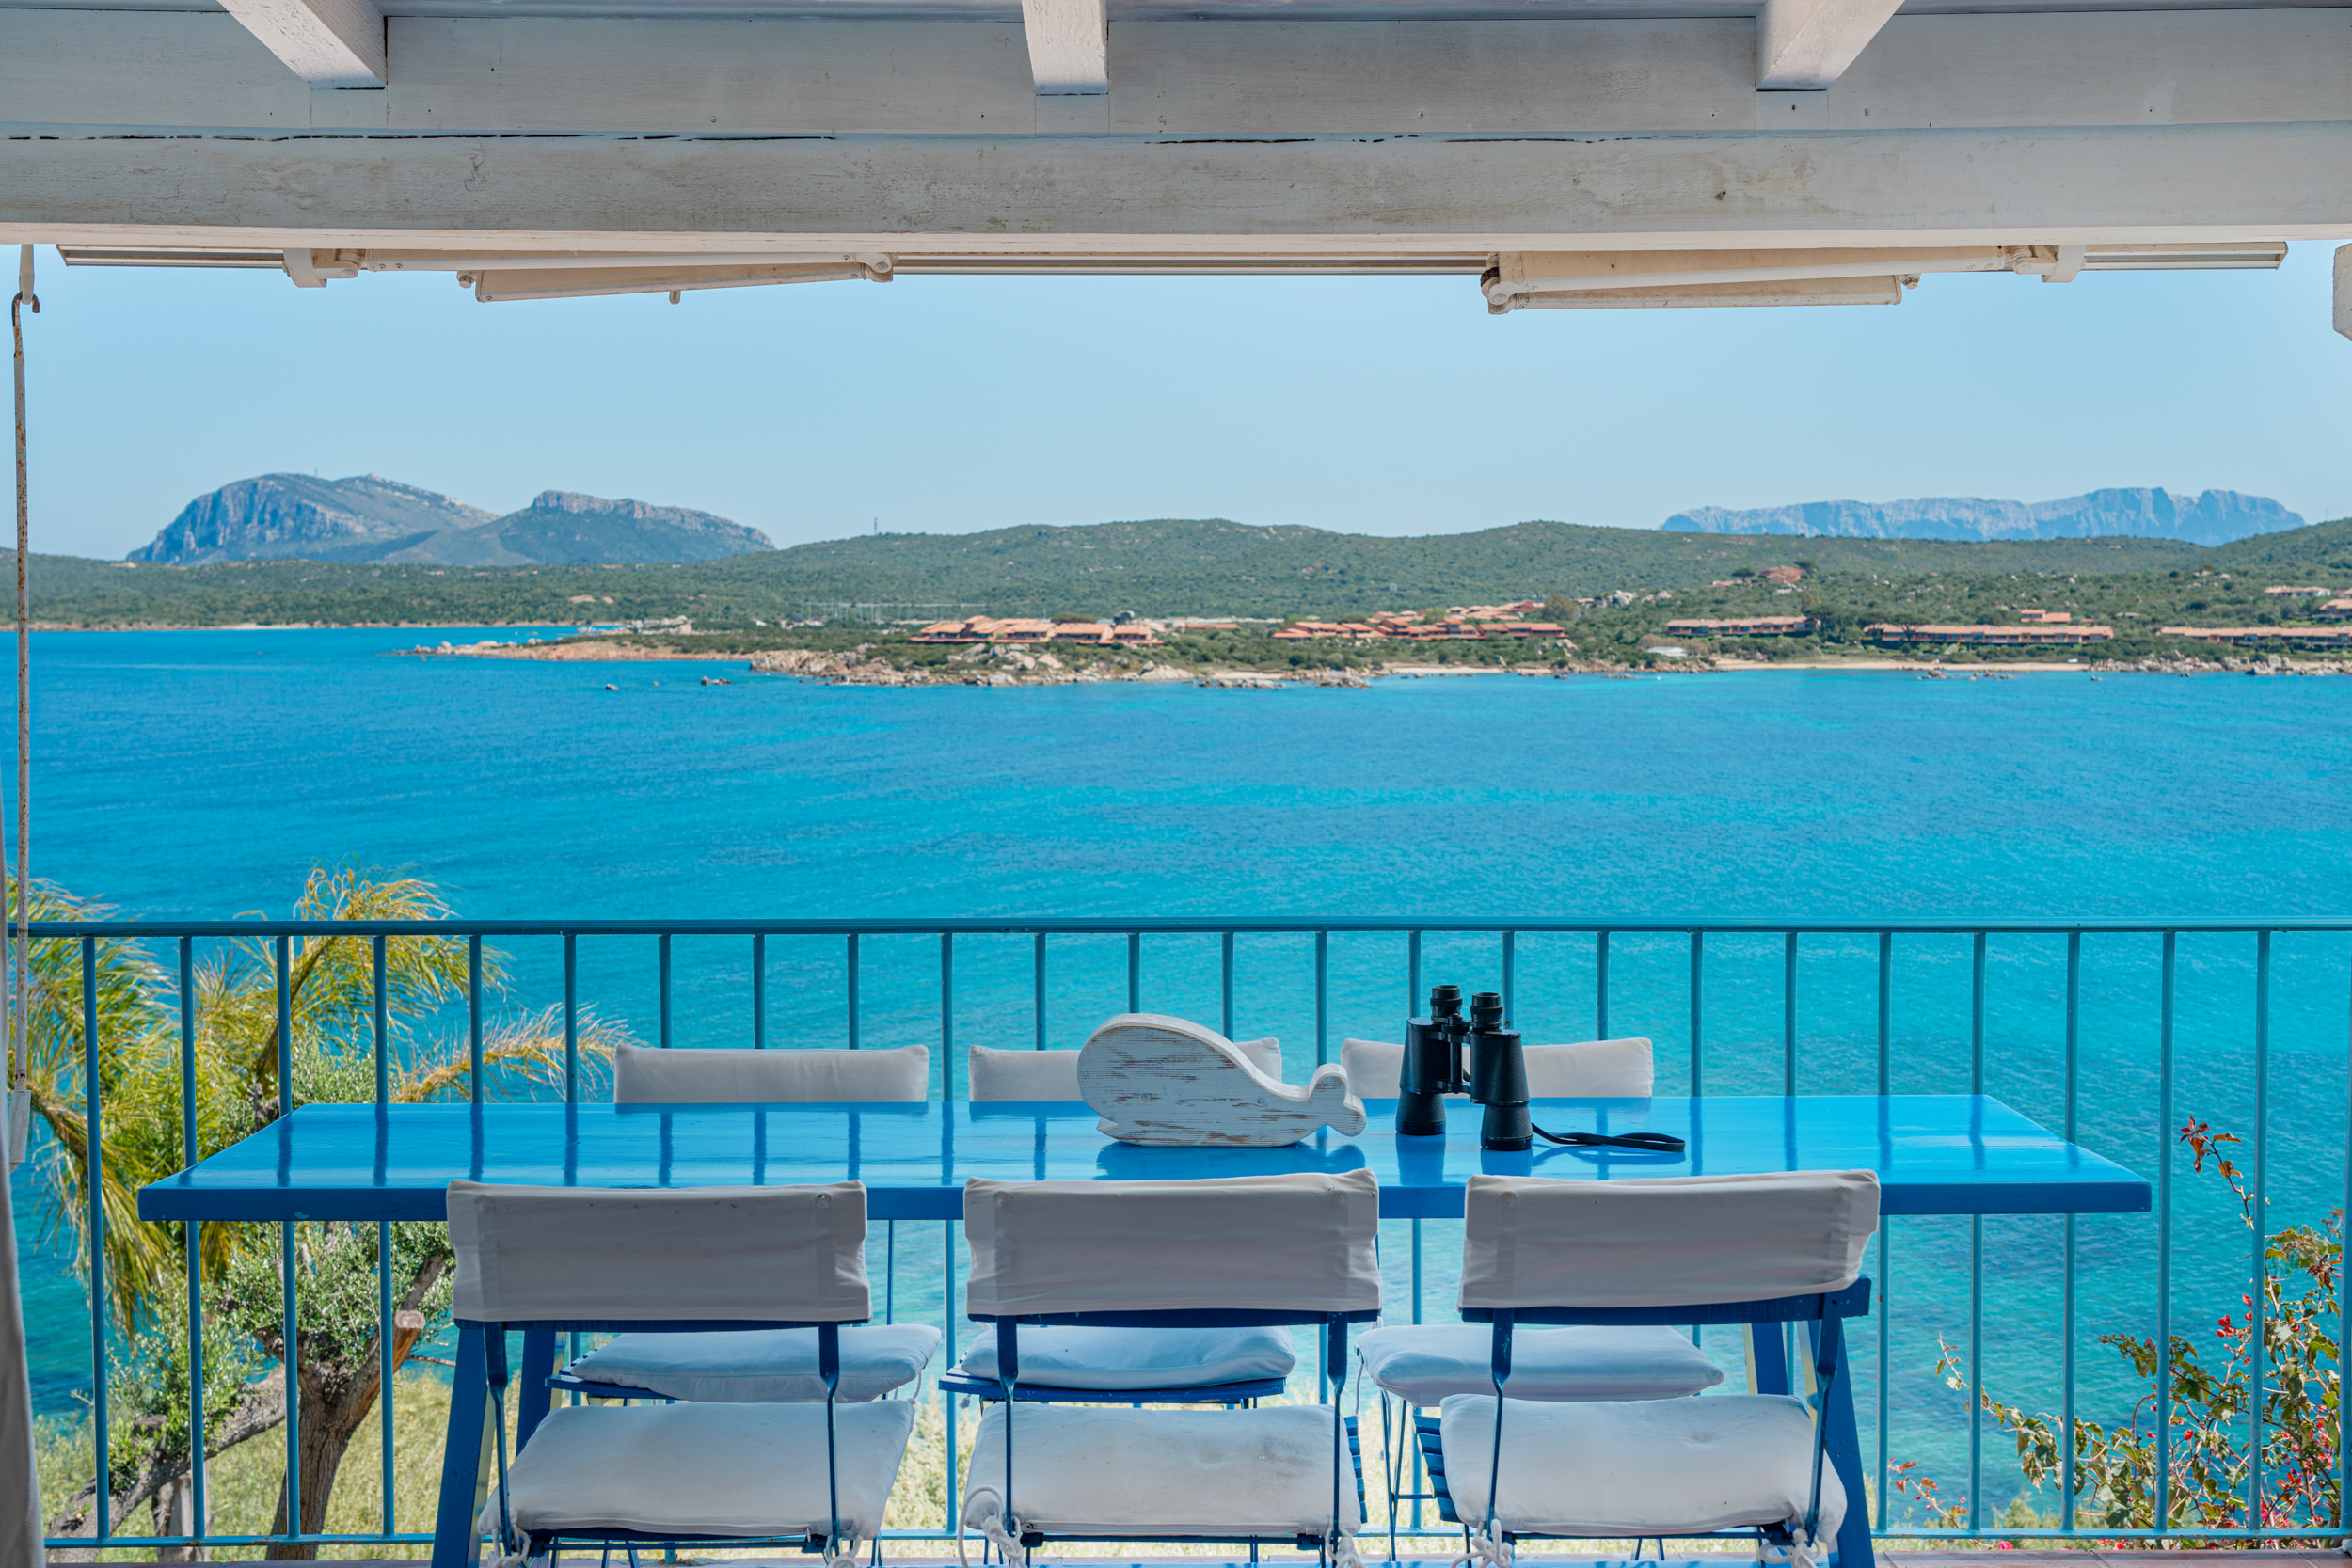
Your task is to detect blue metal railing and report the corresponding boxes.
[19,914,2352,1554]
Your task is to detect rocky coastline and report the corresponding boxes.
[403,635,2352,686]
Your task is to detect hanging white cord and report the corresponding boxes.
[7,245,32,1107]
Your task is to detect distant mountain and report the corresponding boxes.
[1661,488,2303,546]
[130,474,497,566]
[132,475,774,566]
[489,491,775,565]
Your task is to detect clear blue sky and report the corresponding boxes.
[10,242,2350,558]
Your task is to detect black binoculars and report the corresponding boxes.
[1397,983,1534,1151]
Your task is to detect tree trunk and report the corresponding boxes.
[264,1309,427,1561]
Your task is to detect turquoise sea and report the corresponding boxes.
[16,627,2352,1508]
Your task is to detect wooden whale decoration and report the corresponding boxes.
[1078,1012,1369,1148]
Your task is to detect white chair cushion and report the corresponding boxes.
[566,1324,943,1402]
[961,1403,1362,1537]
[504,1400,917,1540]
[1340,1037,1654,1099]
[614,1042,930,1103]
[1435,1393,1844,1542]
[957,1324,1296,1390]
[1356,1324,1724,1404]
[970,1039,1282,1102]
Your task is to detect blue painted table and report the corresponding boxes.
[137,1096,2147,1568]
[137,1094,2149,1223]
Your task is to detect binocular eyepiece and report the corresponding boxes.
[1398,984,1533,1150]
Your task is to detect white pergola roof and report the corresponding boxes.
[3,0,2347,312]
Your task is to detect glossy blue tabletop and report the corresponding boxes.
[138,1094,2148,1222]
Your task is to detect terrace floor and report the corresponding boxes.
[76,1557,2352,1568]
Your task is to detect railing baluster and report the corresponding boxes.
[1784,931,1799,1096]
[373,935,392,1539]
[1876,1224,1889,1534]
[2063,929,2080,1536]
[1408,928,1422,1013]
[2338,945,2351,1542]
[182,936,205,1551]
[1315,930,1328,1067]
[1127,930,1140,1014]
[753,932,766,1049]
[942,1218,958,1537]
[1972,931,1987,1093]
[1596,930,1610,1039]
[846,932,860,1050]
[82,937,107,1542]
[656,932,671,1050]
[941,932,954,1099]
[1877,931,1892,1095]
[274,932,297,1549]
[2157,928,2177,1536]
[1967,928,1986,1532]
[1688,929,1702,1096]
[1035,931,1047,1050]
[1501,930,1515,1022]
[1874,911,1892,1535]
[1220,929,1234,1039]
[563,933,578,1099]
[2250,928,2270,1527]
[468,934,484,1095]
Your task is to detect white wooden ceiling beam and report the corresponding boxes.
[215,0,385,88]
[1022,0,1108,93]
[1757,0,1904,88]
[7,124,2347,248]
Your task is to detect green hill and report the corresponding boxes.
[18,514,2352,630]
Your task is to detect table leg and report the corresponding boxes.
[1809,1320,1876,1568]
[516,1329,558,1448]
[432,1323,491,1568]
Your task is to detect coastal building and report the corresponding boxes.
[2319,600,2352,622]
[2017,610,2074,623]
[1664,616,1817,638]
[2159,626,2352,649]
[1866,623,2115,646]
[1761,567,1806,585]
[1050,622,1114,642]
[2264,586,2334,597]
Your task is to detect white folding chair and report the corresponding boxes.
[956,1170,1382,1568]
[447,1180,918,1568]
[563,1044,941,1402]
[1340,1034,1695,1538]
[947,1038,1301,1408]
[1416,1170,1881,1568]
[967,1038,1282,1103]
[614,1040,930,1102]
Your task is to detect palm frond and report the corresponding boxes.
[395,1006,628,1103]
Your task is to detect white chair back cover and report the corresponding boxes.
[1460,1170,1880,1310]
[970,1039,1283,1101]
[449,1180,872,1323]
[964,1170,1381,1317]
[615,1042,930,1103]
[1339,1037,1653,1098]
